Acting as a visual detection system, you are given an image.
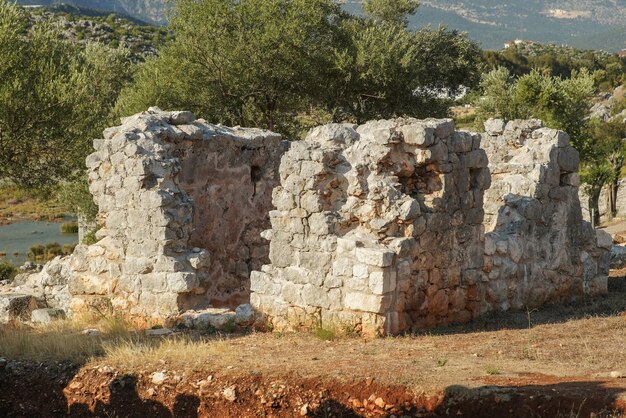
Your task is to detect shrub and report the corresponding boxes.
[0,261,17,281]
[60,221,79,234]
[313,327,336,341]
[28,244,45,261]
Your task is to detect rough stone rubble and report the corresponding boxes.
[0,111,611,335]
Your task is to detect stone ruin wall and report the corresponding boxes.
[251,118,611,335]
[481,120,609,311]
[20,108,286,319]
[9,110,611,334]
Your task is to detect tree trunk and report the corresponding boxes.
[610,176,619,219]
[589,187,602,227]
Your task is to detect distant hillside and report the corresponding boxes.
[15,1,626,52]
[27,6,171,60]
[16,0,170,25]
[341,0,626,52]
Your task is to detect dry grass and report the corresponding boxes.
[101,336,234,370]
[0,312,137,362]
[2,282,626,393]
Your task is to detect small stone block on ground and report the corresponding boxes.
[0,293,38,323]
[31,308,66,324]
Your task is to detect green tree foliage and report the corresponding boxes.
[581,119,626,221]
[0,260,17,282]
[116,0,480,137]
[117,0,343,135]
[0,1,133,190]
[482,45,626,91]
[477,67,594,150]
[57,175,99,224]
[477,66,626,224]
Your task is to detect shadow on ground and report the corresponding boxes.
[418,276,626,336]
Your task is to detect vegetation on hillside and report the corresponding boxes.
[0,2,133,190]
[28,6,172,61]
[483,43,626,91]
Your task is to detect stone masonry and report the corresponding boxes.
[3,112,610,335]
[12,108,286,319]
[250,118,610,335]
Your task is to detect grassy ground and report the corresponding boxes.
[0,186,67,225]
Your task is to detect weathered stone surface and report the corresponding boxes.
[180,308,236,329]
[0,293,38,323]
[16,108,287,319]
[31,308,66,324]
[251,117,608,335]
[251,118,491,335]
[482,119,609,309]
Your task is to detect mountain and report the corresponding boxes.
[14,1,626,52]
[15,0,170,25]
[341,0,626,52]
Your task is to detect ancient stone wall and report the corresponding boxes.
[8,112,611,334]
[250,118,611,335]
[482,120,610,311]
[21,108,285,319]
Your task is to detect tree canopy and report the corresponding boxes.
[477,66,626,224]
[116,0,481,137]
[0,1,132,190]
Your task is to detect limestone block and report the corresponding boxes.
[301,284,330,309]
[561,173,580,187]
[308,212,334,235]
[355,248,395,267]
[428,141,448,162]
[449,131,474,153]
[398,200,421,221]
[368,270,397,295]
[180,308,236,329]
[269,242,295,268]
[484,119,506,135]
[332,258,354,277]
[399,125,435,146]
[344,275,369,292]
[31,308,66,324]
[235,304,255,325]
[166,272,199,293]
[597,229,613,250]
[297,251,333,275]
[0,294,38,323]
[463,149,489,168]
[324,274,343,289]
[558,147,580,173]
[343,291,390,313]
[306,123,359,146]
[169,111,195,125]
[387,238,417,257]
[69,273,115,295]
[281,281,304,305]
[426,118,455,139]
